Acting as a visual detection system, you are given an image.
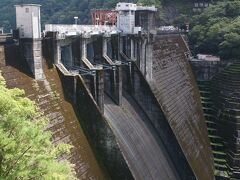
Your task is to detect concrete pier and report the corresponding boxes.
[20,38,44,80]
[15,4,44,80]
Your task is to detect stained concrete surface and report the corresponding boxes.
[104,93,180,180]
[0,44,106,180]
[148,34,214,179]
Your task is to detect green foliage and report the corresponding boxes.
[0,0,213,31]
[0,73,76,179]
[137,0,161,7]
[137,0,166,25]
[173,13,189,28]
[189,0,240,60]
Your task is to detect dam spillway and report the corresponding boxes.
[104,93,180,180]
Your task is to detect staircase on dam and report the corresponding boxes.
[190,54,240,179]
[198,81,229,179]
[211,62,240,179]
[0,44,107,179]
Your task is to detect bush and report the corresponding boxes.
[0,73,76,180]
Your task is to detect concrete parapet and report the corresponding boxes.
[45,24,118,37]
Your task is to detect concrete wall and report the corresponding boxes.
[15,5,41,39]
[145,34,215,179]
[190,60,228,81]
[104,92,181,180]
[135,11,155,32]
[104,66,122,105]
[42,32,61,66]
[20,39,44,80]
[122,63,195,179]
[136,35,153,81]
[116,3,136,34]
[0,44,107,179]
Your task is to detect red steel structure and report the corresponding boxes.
[91,9,118,25]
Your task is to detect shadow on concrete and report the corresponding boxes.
[4,44,34,78]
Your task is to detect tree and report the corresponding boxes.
[0,73,77,179]
[137,0,166,25]
[189,0,240,60]
[0,0,125,31]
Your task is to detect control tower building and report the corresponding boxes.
[15,4,43,80]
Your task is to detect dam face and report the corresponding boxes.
[1,32,214,180]
[37,30,215,179]
[0,2,217,180]
[148,34,214,179]
[0,45,106,179]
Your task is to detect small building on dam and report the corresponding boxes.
[2,2,239,180]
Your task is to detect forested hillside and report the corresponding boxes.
[189,0,240,60]
[0,0,125,31]
[0,73,76,179]
[2,0,235,59]
[0,0,202,31]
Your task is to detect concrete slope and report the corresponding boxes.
[104,93,180,180]
[149,34,214,179]
[0,45,106,179]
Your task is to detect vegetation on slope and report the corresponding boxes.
[189,0,240,60]
[0,73,76,179]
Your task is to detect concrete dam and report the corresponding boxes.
[0,3,217,180]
